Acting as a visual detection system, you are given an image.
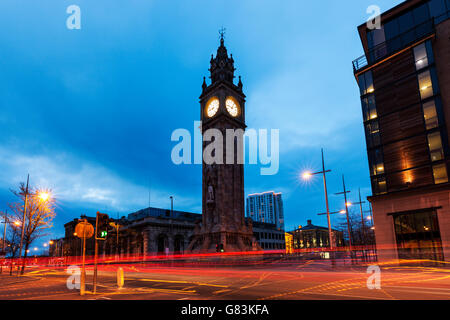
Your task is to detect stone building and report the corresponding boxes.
[291,220,344,250]
[50,206,287,257]
[50,207,201,258]
[188,34,256,253]
[252,221,286,250]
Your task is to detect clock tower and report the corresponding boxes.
[187,34,256,253]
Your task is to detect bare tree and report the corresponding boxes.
[5,222,21,258]
[8,182,56,274]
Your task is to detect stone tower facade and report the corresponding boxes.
[187,35,256,253]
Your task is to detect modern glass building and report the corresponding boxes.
[353,0,450,262]
[246,191,284,231]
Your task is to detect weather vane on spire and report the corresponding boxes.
[219,26,226,41]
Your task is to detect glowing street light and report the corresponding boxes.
[38,192,50,201]
[302,149,334,249]
[14,221,21,226]
[302,172,313,180]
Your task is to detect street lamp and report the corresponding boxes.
[335,175,354,253]
[38,192,50,202]
[302,148,334,249]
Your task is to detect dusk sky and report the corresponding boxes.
[0,0,401,251]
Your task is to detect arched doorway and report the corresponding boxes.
[157,234,168,254]
[174,235,184,254]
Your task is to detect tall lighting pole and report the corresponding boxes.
[1,211,7,274]
[335,175,353,252]
[1,210,7,254]
[18,174,30,276]
[302,149,333,249]
[354,188,367,244]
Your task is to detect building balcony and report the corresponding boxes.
[353,18,436,73]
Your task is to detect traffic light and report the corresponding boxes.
[216,243,224,253]
[96,212,109,240]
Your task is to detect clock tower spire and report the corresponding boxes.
[188,33,256,253]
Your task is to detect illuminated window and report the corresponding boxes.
[418,70,433,100]
[432,163,448,184]
[365,121,381,147]
[369,148,385,176]
[371,176,387,195]
[362,95,377,121]
[423,100,439,130]
[427,132,444,161]
[413,43,428,70]
[358,71,374,96]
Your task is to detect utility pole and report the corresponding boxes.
[320,149,333,250]
[18,174,29,276]
[93,214,99,294]
[353,188,367,260]
[1,210,7,274]
[1,210,7,253]
[302,149,333,249]
[335,175,353,254]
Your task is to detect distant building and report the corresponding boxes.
[285,232,293,254]
[50,206,287,256]
[291,220,344,249]
[252,221,286,250]
[50,207,202,258]
[246,191,284,230]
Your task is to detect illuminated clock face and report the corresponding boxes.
[206,97,219,118]
[226,98,239,117]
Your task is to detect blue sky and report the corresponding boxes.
[0,0,401,252]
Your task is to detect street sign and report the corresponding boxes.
[75,221,94,239]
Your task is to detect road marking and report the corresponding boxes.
[136,278,228,288]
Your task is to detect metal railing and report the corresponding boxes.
[353,18,435,73]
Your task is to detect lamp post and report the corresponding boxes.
[302,149,334,250]
[1,210,7,254]
[17,174,30,276]
[335,175,353,258]
[18,185,52,275]
[1,211,8,274]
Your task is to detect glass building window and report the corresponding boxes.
[362,95,377,121]
[372,176,387,195]
[365,121,381,148]
[367,27,387,62]
[427,132,444,161]
[369,148,385,176]
[394,210,444,261]
[358,71,374,96]
[418,70,433,100]
[423,100,439,130]
[433,163,448,184]
[429,0,448,24]
[413,43,429,70]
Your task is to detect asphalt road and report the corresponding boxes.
[1,260,449,300]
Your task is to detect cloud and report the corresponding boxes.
[0,145,200,214]
[246,66,361,154]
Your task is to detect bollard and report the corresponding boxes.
[117,267,124,289]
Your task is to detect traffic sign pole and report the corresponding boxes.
[80,219,87,296]
[74,218,93,296]
[93,213,99,294]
